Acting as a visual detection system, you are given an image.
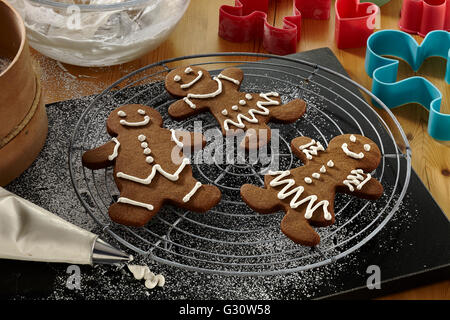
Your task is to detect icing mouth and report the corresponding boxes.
[341,143,364,159]
[180,71,203,89]
[120,115,151,127]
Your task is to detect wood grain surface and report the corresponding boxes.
[29,0,449,299]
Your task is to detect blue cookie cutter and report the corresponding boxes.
[365,29,450,141]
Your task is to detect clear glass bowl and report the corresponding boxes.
[9,0,190,66]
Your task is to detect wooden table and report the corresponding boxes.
[32,0,449,299]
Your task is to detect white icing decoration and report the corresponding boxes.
[222,109,228,116]
[304,177,313,184]
[320,165,326,173]
[143,148,151,155]
[117,111,126,117]
[217,73,240,85]
[183,182,202,203]
[183,97,197,109]
[327,160,334,167]
[312,173,320,179]
[138,109,146,115]
[128,264,146,280]
[342,143,364,159]
[117,197,154,211]
[144,272,165,290]
[239,100,246,105]
[245,93,253,100]
[180,71,203,89]
[350,134,356,142]
[269,171,331,220]
[120,115,150,127]
[174,75,181,82]
[364,144,371,151]
[117,158,190,185]
[223,92,280,131]
[146,156,154,164]
[127,265,165,289]
[141,142,148,149]
[299,140,325,160]
[182,77,223,109]
[170,129,184,148]
[231,105,239,111]
[184,67,193,74]
[343,169,372,192]
[138,134,146,142]
[108,137,120,161]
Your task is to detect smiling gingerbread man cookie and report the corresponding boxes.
[240,134,384,246]
[165,66,307,149]
[82,104,221,227]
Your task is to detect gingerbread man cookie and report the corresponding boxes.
[165,66,307,149]
[82,104,221,227]
[240,134,383,246]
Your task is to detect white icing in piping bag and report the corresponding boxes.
[0,187,132,265]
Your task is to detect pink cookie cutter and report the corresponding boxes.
[399,0,450,37]
[335,0,380,49]
[218,0,331,55]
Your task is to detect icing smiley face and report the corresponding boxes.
[106,104,163,135]
[165,66,214,97]
[328,134,381,171]
[119,108,151,127]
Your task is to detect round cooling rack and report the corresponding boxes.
[69,53,412,276]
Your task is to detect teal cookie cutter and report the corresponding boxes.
[365,29,450,141]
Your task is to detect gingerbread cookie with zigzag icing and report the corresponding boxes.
[165,66,307,149]
[240,134,383,246]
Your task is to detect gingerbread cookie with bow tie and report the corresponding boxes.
[82,104,221,227]
[240,134,383,246]
[165,66,307,149]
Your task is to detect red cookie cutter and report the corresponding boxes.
[335,0,380,49]
[218,0,331,55]
[399,0,450,37]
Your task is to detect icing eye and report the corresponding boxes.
[349,135,356,142]
[137,109,146,115]
[184,67,193,74]
[364,144,371,151]
[174,75,181,82]
[118,111,126,117]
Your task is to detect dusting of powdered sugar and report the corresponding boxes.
[6,63,417,300]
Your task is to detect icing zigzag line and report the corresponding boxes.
[269,170,332,220]
[223,92,280,131]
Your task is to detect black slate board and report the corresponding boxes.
[1,48,449,300]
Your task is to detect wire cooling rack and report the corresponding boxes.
[69,53,412,276]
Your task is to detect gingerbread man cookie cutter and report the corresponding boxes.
[240,134,383,247]
[218,0,331,55]
[365,29,450,141]
[335,0,380,49]
[399,0,450,37]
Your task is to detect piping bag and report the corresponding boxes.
[0,187,132,265]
